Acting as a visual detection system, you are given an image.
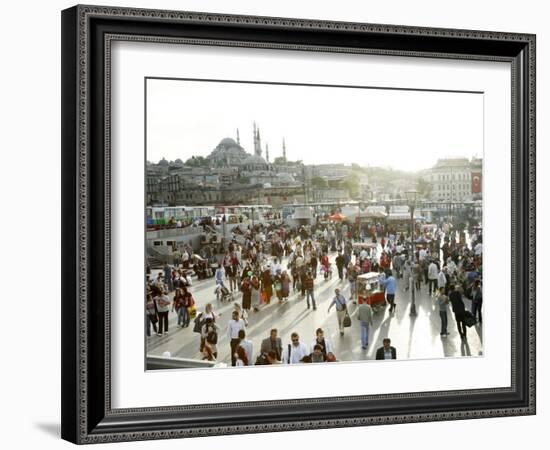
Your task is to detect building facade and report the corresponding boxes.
[423,157,483,202]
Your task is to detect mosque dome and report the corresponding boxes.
[207,137,249,165]
[219,137,239,147]
[243,154,267,165]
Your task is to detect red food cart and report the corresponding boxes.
[357,272,386,312]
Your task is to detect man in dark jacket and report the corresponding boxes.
[449,284,467,339]
[260,328,282,362]
[335,252,345,281]
[375,338,397,360]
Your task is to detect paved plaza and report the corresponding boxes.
[147,250,483,366]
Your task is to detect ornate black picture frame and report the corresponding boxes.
[61,4,536,444]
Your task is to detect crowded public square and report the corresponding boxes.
[146,214,483,369]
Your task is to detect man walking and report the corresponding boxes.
[379,270,397,313]
[348,263,358,300]
[163,262,173,292]
[449,284,468,339]
[303,271,316,310]
[328,288,348,336]
[237,329,254,366]
[310,328,333,356]
[335,252,345,281]
[428,259,439,296]
[282,332,309,364]
[435,287,450,337]
[375,338,397,360]
[227,310,246,366]
[437,266,448,294]
[260,328,283,362]
[471,279,483,324]
[357,300,374,349]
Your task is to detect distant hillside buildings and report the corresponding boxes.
[146,124,481,207]
[147,125,309,207]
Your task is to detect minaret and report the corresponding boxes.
[236,128,240,145]
[282,138,287,161]
[254,124,262,157]
[253,122,257,153]
[266,143,270,163]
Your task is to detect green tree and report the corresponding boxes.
[273,156,286,166]
[416,177,433,199]
[310,176,328,188]
[342,173,361,198]
[184,156,209,167]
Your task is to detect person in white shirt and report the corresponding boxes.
[271,257,281,277]
[419,248,427,262]
[237,329,254,366]
[227,311,246,366]
[154,291,171,335]
[282,332,309,364]
[295,253,304,269]
[360,248,368,261]
[328,289,348,336]
[234,246,242,264]
[427,260,439,296]
[182,250,189,265]
[438,267,448,292]
[446,258,457,276]
[474,242,483,256]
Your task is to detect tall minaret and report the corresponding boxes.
[253,122,257,153]
[236,128,240,145]
[254,123,262,157]
[266,143,270,163]
[282,138,287,161]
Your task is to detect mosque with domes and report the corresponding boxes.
[146,122,306,207]
[205,122,285,173]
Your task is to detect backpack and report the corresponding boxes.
[206,325,218,345]
[193,313,203,333]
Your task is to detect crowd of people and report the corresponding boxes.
[146,217,483,367]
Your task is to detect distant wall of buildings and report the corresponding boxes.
[423,157,482,202]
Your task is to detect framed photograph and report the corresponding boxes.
[61,5,536,444]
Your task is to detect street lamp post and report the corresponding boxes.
[251,207,255,241]
[405,190,418,317]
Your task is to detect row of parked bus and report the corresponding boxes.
[146,204,274,228]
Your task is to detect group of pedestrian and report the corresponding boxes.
[146,271,196,337]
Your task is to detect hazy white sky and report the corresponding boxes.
[146,78,483,172]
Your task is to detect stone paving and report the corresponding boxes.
[147,251,483,366]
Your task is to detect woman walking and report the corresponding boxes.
[181,286,195,328]
[197,303,216,352]
[172,288,187,328]
[250,273,262,310]
[240,276,252,320]
[146,294,158,337]
[201,317,220,359]
[281,271,291,301]
[154,289,171,335]
[273,272,284,303]
[235,345,249,367]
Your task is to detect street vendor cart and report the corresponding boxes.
[352,242,377,256]
[357,272,387,313]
